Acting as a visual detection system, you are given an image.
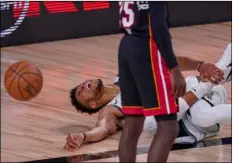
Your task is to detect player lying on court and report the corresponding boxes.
[64,44,231,151]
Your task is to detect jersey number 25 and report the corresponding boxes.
[119,2,135,28]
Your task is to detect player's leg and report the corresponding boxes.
[190,85,231,127]
[130,36,178,162]
[118,35,144,162]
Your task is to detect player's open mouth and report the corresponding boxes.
[96,79,103,92]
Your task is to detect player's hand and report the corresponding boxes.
[199,62,224,84]
[63,133,85,151]
[170,67,186,98]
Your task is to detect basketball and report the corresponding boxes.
[4,61,43,101]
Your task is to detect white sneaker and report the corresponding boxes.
[203,85,227,106]
[216,43,232,83]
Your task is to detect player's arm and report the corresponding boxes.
[83,113,122,143]
[148,2,224,83]
[148,2,178,70]
[176,56,203,71]
[64,106,123,150]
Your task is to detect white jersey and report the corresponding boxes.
[107,75,220,144]
[107,92,122,111]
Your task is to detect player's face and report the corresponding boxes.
[75,79,103,109]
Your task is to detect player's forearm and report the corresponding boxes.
[83,127,109,143]
[177,56,202,71]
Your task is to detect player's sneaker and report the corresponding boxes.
[216,43,232,83]
[202,85,227,106]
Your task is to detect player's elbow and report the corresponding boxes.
[152,23,167,40]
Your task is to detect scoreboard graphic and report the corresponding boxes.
[1,1,119,47]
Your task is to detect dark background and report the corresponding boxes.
[1,1,231,47]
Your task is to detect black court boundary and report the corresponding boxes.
[23,137,232,163]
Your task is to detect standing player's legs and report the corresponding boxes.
[118,35,145,162]
[129,36,178,162]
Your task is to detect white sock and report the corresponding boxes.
[177,97,190,121]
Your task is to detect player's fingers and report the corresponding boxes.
[207,76,219,85]
[216,69,224,80]
[63,143,68,150]
[208,71,222,84]
[70,135,81,148]
[64,143,73,151]
[213,71,224,83]
[212,75,222,84]
[67,135,79,149]
[73,135,83,147]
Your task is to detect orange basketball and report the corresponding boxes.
[4,61,43,101]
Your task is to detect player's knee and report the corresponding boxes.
[191,110,209,127]
[124,115,144,137]
[156,120,179,139]
[212,85,227,104]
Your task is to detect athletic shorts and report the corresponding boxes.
[118,34,178,120]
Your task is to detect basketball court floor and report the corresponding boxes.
[1,22,232,162]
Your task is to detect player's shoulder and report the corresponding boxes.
[99,101,123,119]
[99,92,122,118]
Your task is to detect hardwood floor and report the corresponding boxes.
[1,22,231,162]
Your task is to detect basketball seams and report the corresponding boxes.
[5,62,20,79]
[18,77,25,101]
[20,72,43,79]
[20,73,43,93]
[5,62,43,101]
[20,75,40,93]
[4,62,21,91]
[8,64,32,93]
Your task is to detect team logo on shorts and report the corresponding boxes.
[1,1,29,38]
